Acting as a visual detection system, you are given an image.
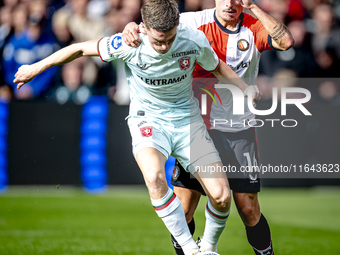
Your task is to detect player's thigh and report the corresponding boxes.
[173,120,220,175]
[231,128,260,182]
[128,117,171,198]
[233,192,261,226]
[174,186,201,222]
[209,128,261,193]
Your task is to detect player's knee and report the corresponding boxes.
[239,204,258,225]
[144,171,166,192]
[211,187,231,210]
[240,204,255,218]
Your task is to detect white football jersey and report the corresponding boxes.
[180,9,274,132]
[97,23,220,122]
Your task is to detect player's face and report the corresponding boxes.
[146,26,177,54]
[215,0,243,24]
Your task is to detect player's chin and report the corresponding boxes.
[223,16,237,23]
[158,50,169,54]
[222,12,238,22]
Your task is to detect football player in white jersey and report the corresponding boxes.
[123,0,294,254]
[13,1,261,254]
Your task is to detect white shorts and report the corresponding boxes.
[127,116,221,175]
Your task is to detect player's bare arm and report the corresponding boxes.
[14,39,99,89]
[213,60,262,104]
[241,0,294,50]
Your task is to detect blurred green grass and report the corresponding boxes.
[0,186,340,254]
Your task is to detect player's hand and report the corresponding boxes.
[13,64,38,89]
[122,22,144,47]
[239,0,256,10]
[243,85,262,104]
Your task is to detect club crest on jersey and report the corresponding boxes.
[172,165,180,180]
[179,57,190,70]
[140,126,153,137]
[237,39,250,51]
[112,36,122,50]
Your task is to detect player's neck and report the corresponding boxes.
[216,14,241,32]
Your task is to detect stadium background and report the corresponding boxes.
[0,0,339,254]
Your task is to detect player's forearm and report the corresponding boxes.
[213,61,249,92]
[35,41,97,73]
[247,4,294,50]
[14,40,99,88]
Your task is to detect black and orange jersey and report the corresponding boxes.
[180,8,274,131]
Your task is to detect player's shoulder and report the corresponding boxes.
[180,8,215,28]
[98,33,138,62]
[108,33,141,53]
[241,12,261,30]
[177,23,209,45]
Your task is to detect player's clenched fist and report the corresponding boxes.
[122,22,146,47]
[13,64,39,89]
[239,0,256,10]
[243,85,262,104]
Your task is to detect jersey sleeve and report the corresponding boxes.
[180,8,214,30]
[195,30,220,72]
[179,11,201,30]
[97,33,133,62]
[243,15,274,53]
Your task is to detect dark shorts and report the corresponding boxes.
[171,128,261,194]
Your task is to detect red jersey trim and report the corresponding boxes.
[97,37,108,63]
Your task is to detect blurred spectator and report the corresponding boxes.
[11,4,28,34]
[311,3,334,53]
[0,6,13,50]
[52,0,108,87]
[1,1,59,100]
[260,20,318,77]
[2,0,19,9]
[107,0,143,32]
[0,84,12,102]
[286,0,306,22]
[326,27,340,63]
[48,58,91,105]
[0,6,14,88]
[67,0,106,41]
[310,3,340,77]
[258,0,288,23]
[301,0,322,14]
[51,4,73,47]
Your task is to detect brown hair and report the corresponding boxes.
[141,0,179,32]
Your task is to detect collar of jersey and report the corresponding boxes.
[214,10,244,34]
[143,29,179,58]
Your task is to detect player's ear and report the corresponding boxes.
[139,23,147,35]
